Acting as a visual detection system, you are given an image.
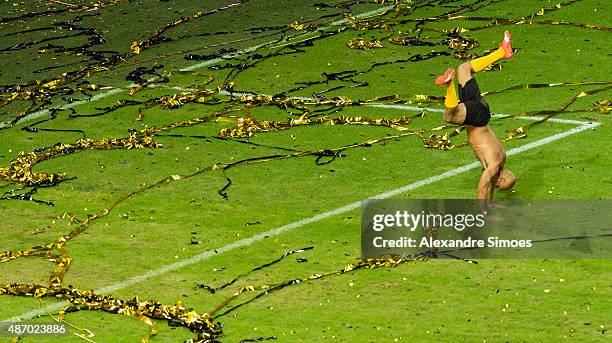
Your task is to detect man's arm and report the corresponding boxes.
[477,164,500,211]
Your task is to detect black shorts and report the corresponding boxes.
[459,78,490,127]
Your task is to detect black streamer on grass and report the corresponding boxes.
[277,51,450,97]
[69,100,145,118]
[126,65,167,85]
[239,336,277,343]
[195,247,314,294]
[0,4,108,24]
[19,107,84,136]
[1,186,54,206]
[155,134,300,153]
[213,279,304,319]
[217,149,346,199]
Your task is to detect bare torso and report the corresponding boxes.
[466,124,506,169]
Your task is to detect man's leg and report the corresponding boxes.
[459,31,512,86]
[436,31,513,125]
[435,68,467,125]
[470,31,513,73]
[457,61,475,87]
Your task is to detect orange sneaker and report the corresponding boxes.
[500,31,513,59]
[435,68,455,85]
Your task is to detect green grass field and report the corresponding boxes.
[0,0,610,342]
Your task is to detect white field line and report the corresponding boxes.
[1,4,395,128]
[3,119,600,322]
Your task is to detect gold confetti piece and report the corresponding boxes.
[347,38,383,50]
[289,21,306,31]
[421,133,454,150]
[41,79,63,89]
[592,100,611,113]
[344,13,393,31]
[136,108,145,121]
[374,0,405,4]
[130,41,143,55]
[505,126,527,141]
[128,84,144,96]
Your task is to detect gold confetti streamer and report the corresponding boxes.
[373,0,406,4]
[592,100,611,113]
[288,21,320,31]
[218,115,412,138]
[344,13,393,31]
[347,38,383,50]
[0,283,221,342]
[0,133,162,186]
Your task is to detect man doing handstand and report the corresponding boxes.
[435,31,516,209]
